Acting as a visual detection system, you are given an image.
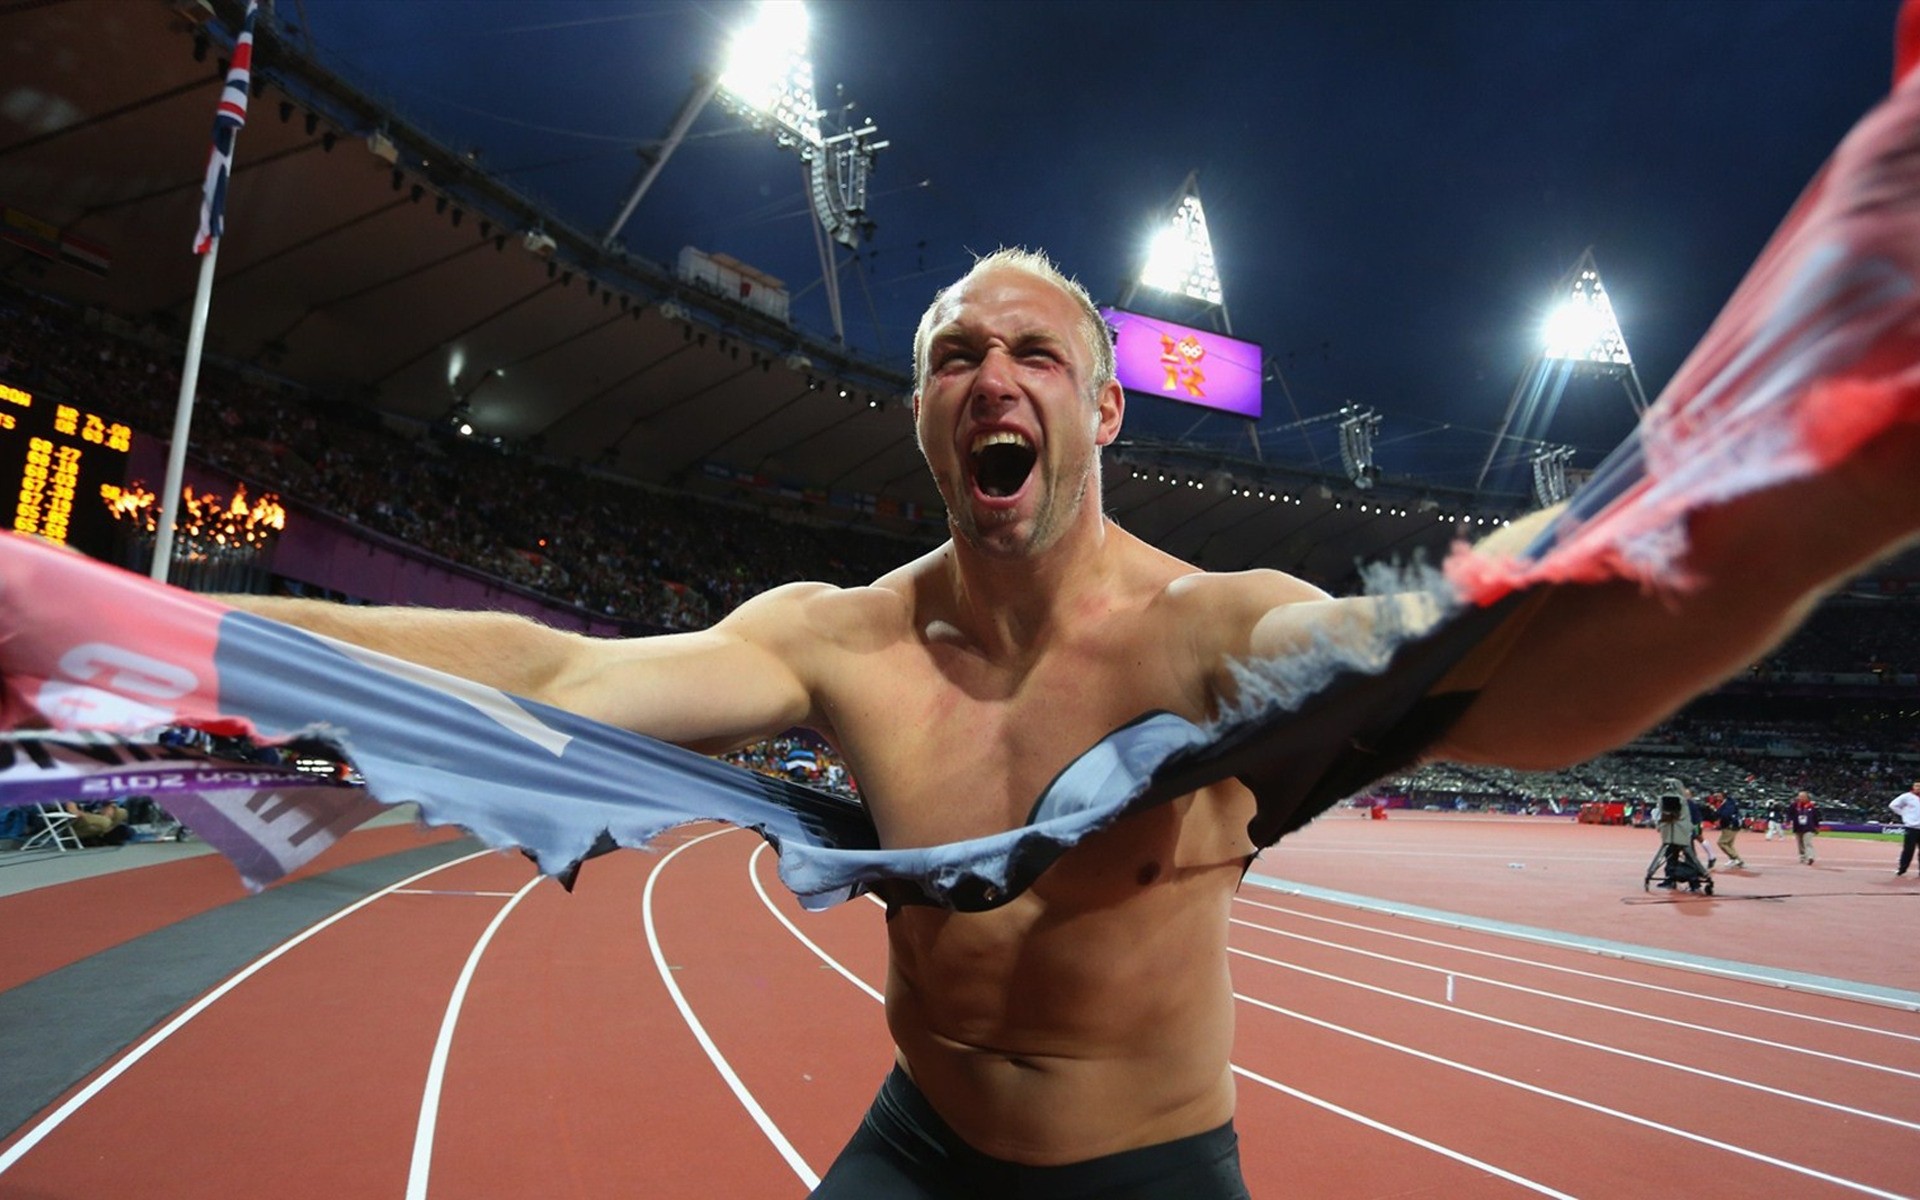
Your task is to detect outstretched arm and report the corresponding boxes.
[221,583,831,754]
[1434,435,1920,769]
[1232,429,1917,777]
[221,594,590,700]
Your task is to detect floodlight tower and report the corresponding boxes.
[1119,172,1267,458]
[600,0,885,343]
[1121,171,1233,333]
[1475,248,1650,494]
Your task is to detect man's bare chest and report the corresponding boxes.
[816,625,1211,849]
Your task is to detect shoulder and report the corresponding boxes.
[719,579,913,656]
[1164,566,1330,616]
[1156,565,1334,692]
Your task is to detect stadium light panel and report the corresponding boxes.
[1139,193,1224,305]
[1540,267,1631,366]
[717,0,822,150]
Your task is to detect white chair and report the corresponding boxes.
[19,803,84,852]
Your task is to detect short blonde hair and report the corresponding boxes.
[911,247,1115,399]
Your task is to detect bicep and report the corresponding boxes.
[546,587,822,752]
[1245,592,1443,665]
[1180,570,1358,705]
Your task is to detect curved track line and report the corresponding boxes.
[1231,915,1920,1081]
[1236,895,1920,1043]
[748,843,883,1003]
[1233,989,1910,1199]
[643,828,818,1190]
[0,848,496,1178]
[1230,943,1920,1133]
[405,875,543,1200]
[742,841,1572,1197]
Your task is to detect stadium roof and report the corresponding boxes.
[0,0,1500,586]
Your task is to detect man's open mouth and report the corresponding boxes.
[969,431,1037,499]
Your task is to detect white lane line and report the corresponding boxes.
[748,843,882,1003]
[1231,915,1920,1082]
[1236,895,1920,1043]
[1230,943,1920,1134]
[644,828,818,1190]
[391,889,522,897]
[1234,989,1911,1200]
[0,848,496,1177]
[404,874,543,1200]
[742,846,1573,1198]
[1226,1064,1577,1200]
[1239,883,1920,1012]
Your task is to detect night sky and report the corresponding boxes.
[284,0,1901,489]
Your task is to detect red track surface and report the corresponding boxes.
[4,813,1918,1198]
[0,823,465,994]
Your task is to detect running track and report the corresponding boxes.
[3,814,1917,1198]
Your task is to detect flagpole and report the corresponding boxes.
[150,238,221,582]
[155,0,255,583]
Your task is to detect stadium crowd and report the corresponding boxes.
[1755,600,1920,676]
[0,284,921,632]
[3,280,1915,817]
[1387,711,1919,821]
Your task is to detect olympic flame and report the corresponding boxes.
[101,481,288,557]
[100,482,156,520]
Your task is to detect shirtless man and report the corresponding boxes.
[227,249,1920,1197]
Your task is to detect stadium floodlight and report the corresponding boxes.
[601,0,821,247]
[1541,264,1631,368]
[712,1,884,259]
[716,0,823,151]
[602,0,884,344]
[1139,191,1224,307]
[1476,248,1650,495]
[713,0,886,343]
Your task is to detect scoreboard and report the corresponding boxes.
[0,380,133,557]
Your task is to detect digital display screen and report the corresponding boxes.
[0,380,133,556]
[1099,307,1263,420]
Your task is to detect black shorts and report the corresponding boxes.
[809,1066,1251,1199]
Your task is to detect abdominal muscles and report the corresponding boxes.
[882,827,1244,1165]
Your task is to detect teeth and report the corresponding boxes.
[970,430,1033,454]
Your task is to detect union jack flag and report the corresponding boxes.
[193,0,258,254]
